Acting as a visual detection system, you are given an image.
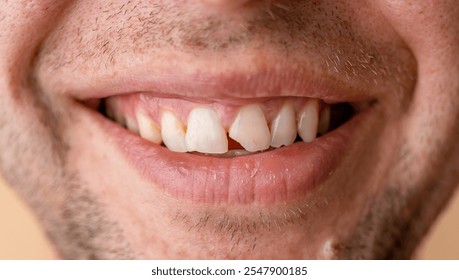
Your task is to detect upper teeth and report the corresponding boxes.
[229,104,271,152]
[270,101,297,148]
[185,107,228,154]
[137,109,162,145]
[160,110,187,152]
[297,99,319,143]
[110,98,330,155]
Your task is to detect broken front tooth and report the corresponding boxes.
[270,102,297,148]
[229,104,271,152]
[161,110,187,152]
[297,98,319,143]
[136,110,162,145]
[318,104,331,135]
[185,107,228,154]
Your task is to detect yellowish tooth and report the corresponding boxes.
[229,104,271,152]
[126,117,139,134]
[161,110,187,152]
[136,110,162,145]
[318,104,331,135]
[297,99,319,142]
[185,107,228,154]
[270,102,297,148]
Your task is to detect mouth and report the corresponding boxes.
[83,70,374,204]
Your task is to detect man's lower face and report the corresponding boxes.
[1,0,459,259]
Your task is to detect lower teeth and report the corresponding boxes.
[190,149,257,157]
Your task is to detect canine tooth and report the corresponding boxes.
[136,110,162,145]
[161,110,187,152]
[318,104,331,135]
[270,102,297,147]
[126,117,139,134]
[297,99,319,142]
[229,104,271,152]
[185,107,228,154]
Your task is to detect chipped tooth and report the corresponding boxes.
[126,117,139,134]
[270,102,297,148]
[161,110,187,152]
[185,107,228,154]
[318,104,331,135]
[297,99,320,142]
[229,104,271,152]
[136,110,162,145]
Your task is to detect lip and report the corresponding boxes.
[76,65,374,105]
[89,101,368,204]
[76,64,374,205]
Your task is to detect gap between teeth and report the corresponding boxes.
[120,99,329,155]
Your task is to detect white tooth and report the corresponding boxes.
[136,110,162,145]
[126,117,139,134]
[229,104,271,152]
[185,107,228,154]
[318,104,331,135]
[270,102,297,147]
[297,99,319,142]
[161,110,187,152]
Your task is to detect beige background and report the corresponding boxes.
[0,176,458,259]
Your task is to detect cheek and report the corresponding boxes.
[0,1,73,75]
[0,0,76,190]
[373,1,459,56]
[0,91,62,208]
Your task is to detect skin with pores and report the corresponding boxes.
[0,0,458,259]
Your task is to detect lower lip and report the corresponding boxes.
[93,106,366,204]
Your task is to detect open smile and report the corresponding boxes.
[82,68,374,204]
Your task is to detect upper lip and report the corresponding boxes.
[74,63,375,104]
